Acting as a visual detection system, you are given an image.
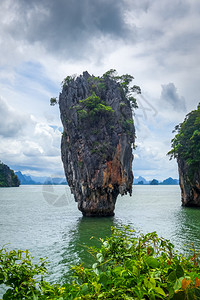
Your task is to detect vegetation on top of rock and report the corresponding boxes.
[168,104,200,164]
[61,74,76,88]
[102,69,141,97]
[67,69,140,129]
[1,226,200,299]
[0,162,20,187]
[101,69,140,109]
[50,69,140,110]
[75,92,114,122]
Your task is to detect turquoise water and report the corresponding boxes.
[0,185,200,288]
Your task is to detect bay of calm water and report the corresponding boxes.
[0,185,200,290]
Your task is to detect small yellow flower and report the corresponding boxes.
[58,286,65,294]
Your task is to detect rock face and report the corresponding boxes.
[0,162,20,187]
[178,158,200,207]
[59,71,135,216]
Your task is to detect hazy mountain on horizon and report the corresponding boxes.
[15,171,67,185]
[160,177,179,185]
[133,176,149,185]
[15,171,37,185]
[15,172,178,186]
[134,176,178,185]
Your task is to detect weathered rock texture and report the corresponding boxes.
[0,162,20,187]
[59,72,135,216]
[178,158,200,207]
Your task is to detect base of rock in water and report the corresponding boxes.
[78,192,116,217]
[178,158,200,207]
[82,211,115,217]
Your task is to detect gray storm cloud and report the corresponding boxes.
[1,0,200,64]
[161,83,186,112]
[2,0,135,59]
[0,97,28,137]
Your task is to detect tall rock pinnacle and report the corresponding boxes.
[59,70,138,216]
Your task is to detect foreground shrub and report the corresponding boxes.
[0,226,200,299]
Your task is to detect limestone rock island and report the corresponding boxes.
[168,104,200,206]
[58,70,139,216]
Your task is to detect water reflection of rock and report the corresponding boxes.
[172,206,200,255]
[59,216,118,283]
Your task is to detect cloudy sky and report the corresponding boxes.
[0,0,200,180]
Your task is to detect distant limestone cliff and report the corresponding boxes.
[58,70,139,216]
[15,171,36,185]
[168,104,200,206]
[0,162,20,187]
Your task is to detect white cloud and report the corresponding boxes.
[0,97,29,137]
[23,141,44,157]
[133,86,188,180]
[0,98,63,175]
[33,123,61,157]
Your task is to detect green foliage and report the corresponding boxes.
[168,104,200,178]
[120,102,126,108]
[122,119,134,135]
[118,74,135,94]
[50,97,58,106]
[0,248,48,299]
[128,96,138,109]
[76,92,114,122]
[0,163,8,187]
[87,76,106,93]
[77,109,87,119]
[131,85,142,95]
[61,75,76,88]
[97,82,106,90]
[0,163,20,187]
[58,70,140,114]
[103,70,135,95]
[1,227,200,299]
[102,69,117,79]
[103,69,140,109]
[11,170,20,187]
[0,174,7,187]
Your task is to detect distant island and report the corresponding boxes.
[134,176,178,185]
[0,162,20,187]
[14,171,177,186]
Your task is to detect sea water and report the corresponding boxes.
[0,185,200,289]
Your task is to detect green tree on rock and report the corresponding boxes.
[168,103,200,169]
